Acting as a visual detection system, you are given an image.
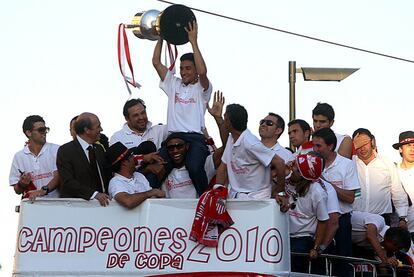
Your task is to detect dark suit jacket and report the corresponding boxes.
[57,139,110,200]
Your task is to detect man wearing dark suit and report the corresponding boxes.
[57,112,110,206]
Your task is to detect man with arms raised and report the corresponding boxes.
[57,112,110,206]
[9,115,60,199]
[152,21,212,195]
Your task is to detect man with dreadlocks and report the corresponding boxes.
[282,153,329,273]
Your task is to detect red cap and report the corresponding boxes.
[296,154,324,181]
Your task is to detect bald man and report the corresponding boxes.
[57,112,111,206]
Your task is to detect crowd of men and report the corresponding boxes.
[9,21,414,276]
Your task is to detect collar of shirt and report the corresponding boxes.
[122,122,153,135]
[233,129,249,147]
[77,135,91,152]
[325,153,340,171]
[355,152,378,166]
[114,173,133,182]
[23,142,48,157]
[270,142,282,151]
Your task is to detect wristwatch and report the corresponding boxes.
[313,244,326,254]
[41,185,49,195]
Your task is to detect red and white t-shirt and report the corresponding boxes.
[160,70,212,133]
[322,154,360,214]
[162,155,216,199]
[110,122,168,150]
[108,172,152,199]
[286,183,329,238]
[9,142,60,198]
[222,129,275,199]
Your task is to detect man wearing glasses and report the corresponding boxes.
[259,113,294,163]
[160,133,223,198]
[9,115,60,199]
[215,104,286,199]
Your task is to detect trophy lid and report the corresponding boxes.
[159,4,196,45]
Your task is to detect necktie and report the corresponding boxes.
[87,145,104,192]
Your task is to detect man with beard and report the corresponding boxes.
[110,98,168,150]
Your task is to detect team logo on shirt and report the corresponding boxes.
[32,172,54,181]
[166,179,193,190]
[175,94,196,104]
[230,161,250,174]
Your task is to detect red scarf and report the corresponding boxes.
[22,181,37,199]
[190,185,234,247]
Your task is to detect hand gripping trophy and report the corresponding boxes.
[118,5,196,92]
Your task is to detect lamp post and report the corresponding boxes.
[288,61,359,149]
[288,61,359,123]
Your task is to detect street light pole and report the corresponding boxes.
[288,60,359,148]
[288,61,297,123]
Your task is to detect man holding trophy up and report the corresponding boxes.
[152,20,213,197]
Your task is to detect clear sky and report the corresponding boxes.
[1,0,413,275]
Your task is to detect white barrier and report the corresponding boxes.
[13,198,290,276]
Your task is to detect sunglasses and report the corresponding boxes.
[33,127,50,134]
[259,119,275,127]
[166,143,186,151]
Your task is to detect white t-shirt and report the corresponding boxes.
[9,142,60,198]
[353,155,408,217]
[322,154,360,214]
[108,172,152,199]
[269,142,295,164]
[286,182,329,238]
[162,155,216,199]
[320,181,341,215]
[160,70,212,133]
[351,211,389,247]
[397,164,414,232]
[110,122,168,150]
[222,129,275,199]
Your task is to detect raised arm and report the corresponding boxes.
[152,38,168,81]
[208,91,228,146]
[185,21,209,90]
[338,136,353,159]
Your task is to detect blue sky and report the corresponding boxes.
[1,0,413,275]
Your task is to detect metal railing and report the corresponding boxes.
[290,252,411,277]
